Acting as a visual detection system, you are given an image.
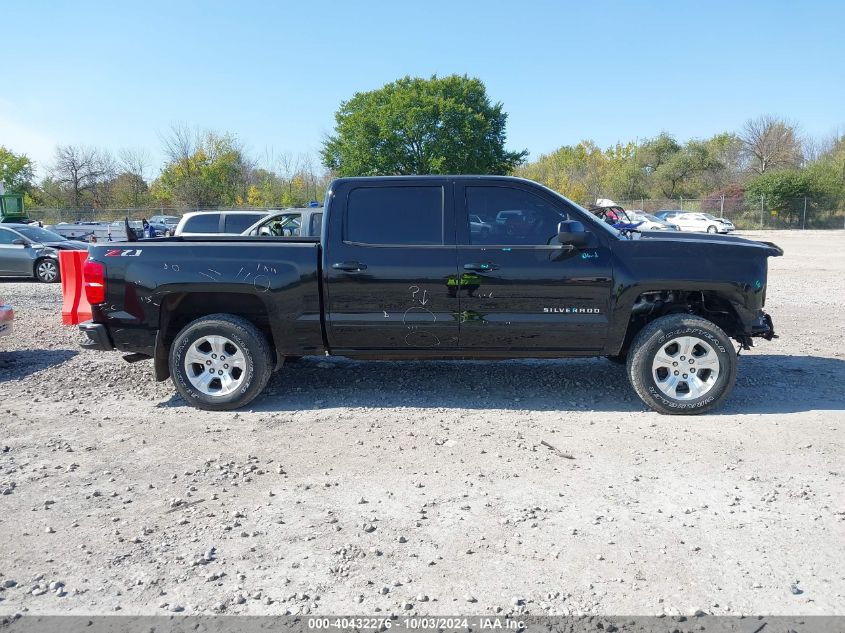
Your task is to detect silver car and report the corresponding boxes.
[0,224,88,282]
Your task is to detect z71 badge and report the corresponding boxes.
[104,249,143,257]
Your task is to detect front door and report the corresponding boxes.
[454,182,613,352]
[324,180,460,351]
[0,227,33,275]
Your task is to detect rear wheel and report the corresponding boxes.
[627,314,736,415]
[169,314,273,411]
[34,258,60,283]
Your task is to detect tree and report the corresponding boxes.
[154,126,252,208]
[740,115,802,174]
[0,146,35,194]
[117,148,151,208]
[322,74,527,176]
[49,145,111,208]
[652,140,720,198]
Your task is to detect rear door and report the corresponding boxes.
[324,180,459,351]
[454,181,613,352]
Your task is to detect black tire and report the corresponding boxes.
[706,225,718,233]
[34,258,60,283]
[169,313,273,411]
[627,314,736,415]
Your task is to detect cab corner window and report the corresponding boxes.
[346,186,443,245]
[466,186,567,246]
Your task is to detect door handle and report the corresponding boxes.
[332,261,367,272]
[463,262,499,272]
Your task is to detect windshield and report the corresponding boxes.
[17,226,66,242]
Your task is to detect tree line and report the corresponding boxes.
[1,124,331,211]
[1,75,843,219]
[514,115,845,217]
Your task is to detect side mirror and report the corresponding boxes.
[557,220,589,246]
[11,238,29,247]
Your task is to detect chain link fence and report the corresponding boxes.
[615,196,845,230]
[25,196,845,230]
[25,206,274,226]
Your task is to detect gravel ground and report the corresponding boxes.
[0,230,842,617]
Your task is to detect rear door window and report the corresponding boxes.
[224,213,265,233]
[184,214,220,233]
[346,186,443,245]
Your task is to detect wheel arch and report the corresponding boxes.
[612,289,745,359]
[154,292,277,381]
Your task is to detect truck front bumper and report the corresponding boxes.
[79,321,114,351]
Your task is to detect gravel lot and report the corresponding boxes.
[0,230,842,617]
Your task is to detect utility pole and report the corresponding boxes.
[802,197,807,230]
[720,194,725,218]
[760,195,764,229]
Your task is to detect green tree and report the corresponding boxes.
[154,127,251,208]
[0,146,35,194]
[322,74,527,176]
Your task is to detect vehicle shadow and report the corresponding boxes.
[159,353,845,415]
[0,277,37,283]
[0,349,79,382]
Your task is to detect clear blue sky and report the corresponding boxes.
[3,0,844,176]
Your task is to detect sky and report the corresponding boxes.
[3,0,844,177]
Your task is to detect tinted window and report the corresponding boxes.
[184,214,220,233]
[466,186,567,245]
[16,227,65,242]
[0,228,20,244]
[347,186,443,245]
[309,212,323,236]
[224,213,265,233]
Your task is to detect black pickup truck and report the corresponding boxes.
[79,176,780,415]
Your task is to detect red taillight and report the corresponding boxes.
[83,260,105,305]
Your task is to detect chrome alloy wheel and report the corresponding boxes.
[184,335,247,396]
[651,335,720,400]
[37,259,59,282]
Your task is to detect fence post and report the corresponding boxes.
[802,197,807,230]
[720,195,724,218]
[760,195,764,229]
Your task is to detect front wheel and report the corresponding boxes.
[706,225,718,233]
[169,314,273,411]
[35,258,60,283]
[627,314,736,415]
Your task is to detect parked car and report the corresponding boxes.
[242,208,323,237]
[626,211,679,231]
[149,215,181,234]
[655,211,732,234]
[0,296,12,338]
[174,211,270,237]
[0,224,88,282]
[79,175,781,416]
[495,209,532,237]
[469,214,493,239]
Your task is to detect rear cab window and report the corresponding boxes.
[346,186,443,245]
